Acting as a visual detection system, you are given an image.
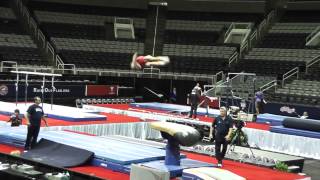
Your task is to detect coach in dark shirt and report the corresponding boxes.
[210,107,233,167]
[24,97,48,150]
[189,89,200,119]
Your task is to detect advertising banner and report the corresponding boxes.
[0,84,85,98]
[86,85,118,96]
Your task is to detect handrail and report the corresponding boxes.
[76,68,222,82]
[258,19,266,37]
[0,61,18,72]
[38,30,46,49]
[22,6,30,25]
[224,23,234,41]
[249,29,257,48]
[47,43,55,63]
[267,10,276,24]
[240,40,248,57]
[213,71,224,84]
[259,80,277,92]
[228,51,238,67]
[306,54,320,73]
[282,67,299,87]
[57,63,76,74]
[29,18,37,37]
[142,67,160,78]
[18,66,52,72]
[306,26,320,44]
[56,55,64,66]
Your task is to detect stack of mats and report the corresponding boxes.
[256,113,288,126]
[0,127,213,177]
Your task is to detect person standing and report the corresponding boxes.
[193,83,202,95]
[24,97,48,150]
[169,87,177,103]
[210,107,233,167]
[255,91,266,115]
[189,89,200,119]
[7,109,22,127]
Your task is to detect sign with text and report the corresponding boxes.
[0,84,85,98]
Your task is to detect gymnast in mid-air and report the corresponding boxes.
[130,52,170,70]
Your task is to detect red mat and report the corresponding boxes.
[182,151,307,180]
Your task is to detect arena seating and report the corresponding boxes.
[28,1,146,18]
[163,11,264,74]
[238,10,320,77]
[0,5,46,67]
[274,79,320,105]
[0,0,312,107]
[28,2,146,70]
[163,44,235,74]
[167,11,263,24]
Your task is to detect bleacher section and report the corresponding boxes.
[28,1,146,18]
[27,2,146,70]
[51,38,143,69]
[280,11,320,23]
[239,48,320,76]
[274,79,320,106]
[163,44,235,74]
[163,11,264,74]
[165,20,225,45]
[235,10,320,105]
[0,5,46,67]
[232,75,276,99]
[167,11,263,24]
[238,10,320,75]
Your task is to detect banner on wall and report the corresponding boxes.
[85,85,118,96]
[0,84,85,98]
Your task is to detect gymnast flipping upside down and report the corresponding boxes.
[130,52,170,70]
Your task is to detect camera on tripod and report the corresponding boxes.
[234,119,245,129]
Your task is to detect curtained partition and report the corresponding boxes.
[243,128,320,160]
[43,122,320,160]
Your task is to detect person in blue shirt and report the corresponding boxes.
[210,107,233,167]
[24,97,48,150]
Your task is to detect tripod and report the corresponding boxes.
[227,123,255,158]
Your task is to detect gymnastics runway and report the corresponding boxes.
[0,127,213,177]
[0,101,106,121]
[0,102,313,179]
[130,102,221,117]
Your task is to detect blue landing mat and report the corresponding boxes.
[0,110,106,122]
[46,114,106,122]
[0,127,185,165]
[256,113,288,126]
[0,127,214,177]
[270,126,320,139]
[130,102,220,117]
